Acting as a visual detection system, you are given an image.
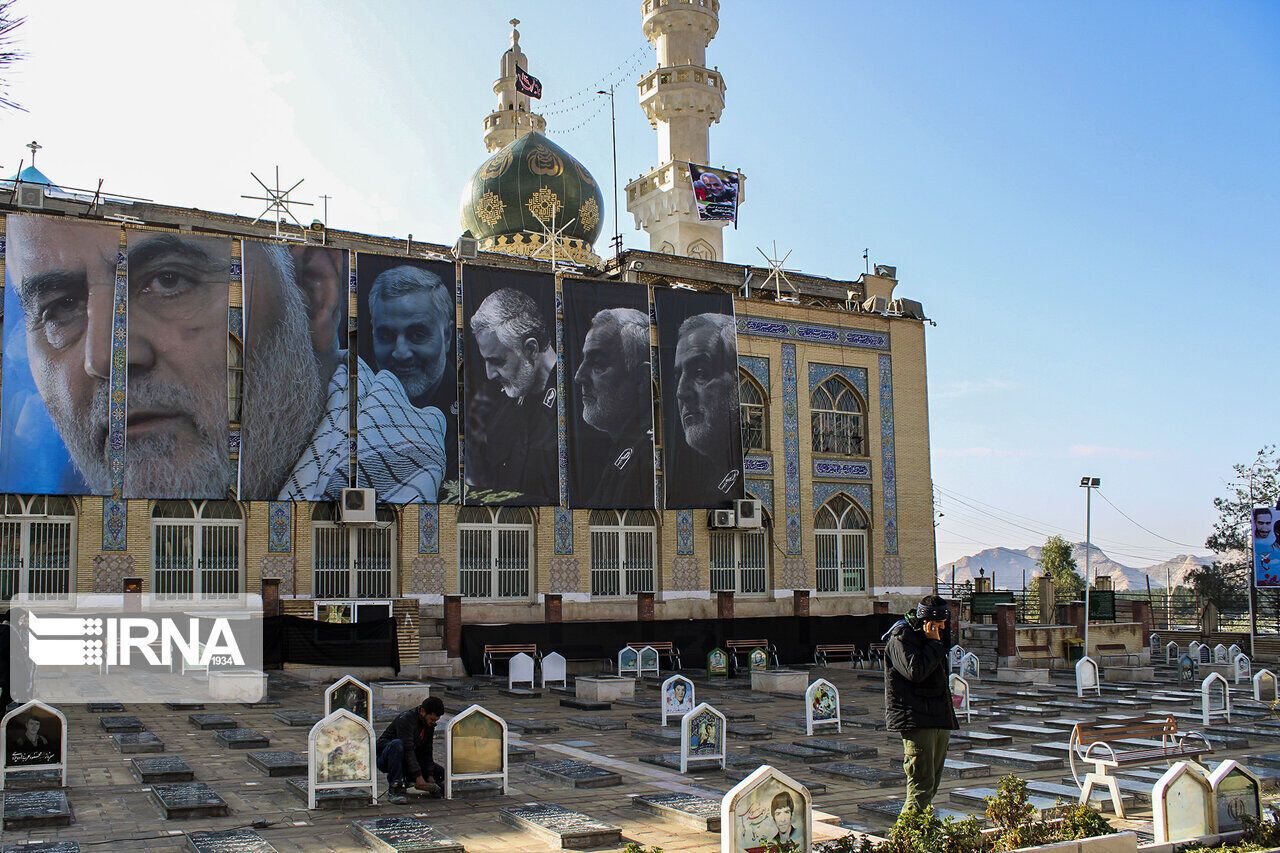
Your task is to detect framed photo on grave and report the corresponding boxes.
[444,704,508,799]
[805,678,840,736]
[618,646,640,677]
[1229,643,1242,661]
[1254,668,1278,703]
[1178,653,1198,687]
[1209,759,1262,834]
[1149,633,1160,654]
[307,708,377,810]
[1201,672,1231,727]
[324,676,372,724]
[707,648,729,678]
[1214,644,1228,664]
[949,674,971,724]
[541,652,567,689]
[1166,641,1179,666]
[1153,761,1215,844]
[661,674,696,726]
[638,645,660,677]
[1,700,67,791]
[948,645,964,671]
[748,647,769,672]
[960,651,979,680]
[721,764,811,853]
[680,702,726,773]
[1234,653,1251,684]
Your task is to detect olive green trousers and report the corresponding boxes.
[899,727,951,815]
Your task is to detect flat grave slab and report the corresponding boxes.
[184,828,278,853]
[285,777,372,809]
[99,715,145,733]
[1107,698,1153,709]
[1027,780,1136,808]
[801,740,878,759]
[858,798,972,822]
[246,750,306,777]
[722,766,828,794]
[845,717,888,730]
[450,779,504,798]
[499,688,541,699]
[1041,718,1089,732]
[1043,701,1105,712]
[561,739,597,748]
[0,842,80,853]
[638,753,723,772]
[750,742,836,764]
[962,748,1064,771]
[499,803,622,849]
[214,728,269,750]
[813,763,906,787]
[525,759,621,788]
[631,791,721,831]
[726,724,772,741]
[1028,741,1073,758]
[87,702,124,713]
[273,710,320,727]
[150,782,229,820]
[1115,768,1168,783]
[189,713,237,730]
[111,732,164,754]
[1205,733,1251,750]
[558,698,610,711]
[943,759,991,779]
[949,787,1060,813]
[372,708,400,723]
[723,709,757,722]
[951,731,1013,748]
[508,719,559,734]
[631,712,664,724]
[1250,753,1280,770]
[350,816,465,853]
[507,745,535,763]
[131,756,195,783]
[3,769,62,791]
[165,702,205,711]
[1004,704,1059,718]
[723,692,771,705]
[988,724,1061,739]
[631,727,680,745]
[566,715,626,731]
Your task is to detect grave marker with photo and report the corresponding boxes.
[1254,668,1278,703]
[948,645,964,672]
[1178,653,1198,687]
[1188,641,1202,661]
[707,648,729,678]
[1234,653,1251,684]
[1150,633,1160,655]
[721,764,811,853]
[748,647,770,672]
[1201,672,1231,727]
[1166,641,1179,666]
[1214,644,1228,664]
[541,652,567,689]
[444,704,508,799]
[307,708,377,810]
[804,678,840,736]
[949,674,971,725]
[1229,643,1242,661]
[508,652,535,689]
[661,674,696,727]
[638,645,661,676]
[960,652,980,680]
[681,702,727,773]
[1153,761,1215,844]
[324,676,372,724]
[1208,759,1261,835]
[618,646,640,677]
[1075,656,1100,698]
[1,700,67,791]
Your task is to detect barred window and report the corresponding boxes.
[312,503,398,600]
[710,516,770,594]
[810,377,866,456]
[459,506,535,599]
[152,500,243,601]
[590,509,657,597]
[814,494,868,593]
[0,495,76,601]
[739,371,768,451]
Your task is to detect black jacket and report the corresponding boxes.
[376,709,436,779]
[883,613,958,732]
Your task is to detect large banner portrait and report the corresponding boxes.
[689,164,740,224]
[562,278,654,508]
[1,215,118,494]
[355,254,458,503]
[654,287,744,509]
[1253,506,1280,588]
[462,266,558,505]
[240,243,350,501]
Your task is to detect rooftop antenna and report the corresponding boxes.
[25,140,41,167]
[757,241,796,302]
[319,194,332,227]
[242,166,313,240]
[863,248,869,274]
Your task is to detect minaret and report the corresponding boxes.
[625,0,741,261]
[484,19,547,153]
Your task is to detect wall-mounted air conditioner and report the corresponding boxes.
[340,488,377,524]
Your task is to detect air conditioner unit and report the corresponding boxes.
[863,295,889,315]
[735,499,763,529]
[17,185,45,209]
[708,508,736,529]
[893,298,926,320]
[874,264,897,279]
[340,488,377,524]
[453,235,479,259]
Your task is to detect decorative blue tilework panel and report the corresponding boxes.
[744,479,774,519]
[812,482,872,516]
[228,306,243,338]
[879,354,899,554]
[229,427,240,455]
[350,253,359,295]
[807,363,868,398]
[676,510,694,555]
[738,315,889,350]
[419,504,439,554]
[743,454,773,476]
[267,502,292,552]
[738,355,771,394]
[554,508,573,554]
[102,498,127,551]
[782,344,801,555]
[813,458,871,480]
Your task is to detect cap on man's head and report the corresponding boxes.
[916,594,949,623]
[421,696,445,715]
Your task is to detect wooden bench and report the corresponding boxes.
[1095,643,1139,666]
[813,643,860,666]
[483,644,540,676]
[1016,643,1053,666]
[726,638,779,672]
[626,641,683,671]
[1068,715,1212,817]
[862,642,888,669]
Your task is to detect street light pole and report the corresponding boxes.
[597,86,621,265]
[1080,477,1100,656]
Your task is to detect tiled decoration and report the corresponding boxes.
[547,557,580,593]
[879,354,899,555]
[409,555,447,596]
[781,344,801,555]
[813,459,871,480]
[738,315,889,351]
[738,355,771,393]
[744,479,774,519]
[778,557,808,589]
[228,427,240,456]
[267,501,292,552]
[813,482,872,516]
[676,510,694,555]
[881,555,905,587]
[260,555,296,597]
[228,305,243,337]
[419,504,439,554]
[554,508,573,554]
[808,363,868,398]
[102,498,128,552]
[743,454,773,475]
[108,236,129,498]
[92,554,134,593]
[670,556,702,591]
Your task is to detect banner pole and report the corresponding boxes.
[1249,474,1257,659]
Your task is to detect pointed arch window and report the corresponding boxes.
[739,370,768,451]
[815,494,868,593]
[811,376,866,457]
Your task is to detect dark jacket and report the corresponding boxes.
[883,613,958,732]
[376,708,436,779]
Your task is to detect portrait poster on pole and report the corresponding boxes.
[1252,506,1280,587]
[688,164,740,225]
[653,287,744,509]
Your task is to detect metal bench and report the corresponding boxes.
[1095,642,1139,666]
[1068,715,1211,817]
[626,641,682,671]
[813,643,860,666]
[862,642,888,669]
[482,644,541,676]
[726,638,779,672]
[1016,643,1053,667]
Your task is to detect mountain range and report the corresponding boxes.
[937,543,1212,591]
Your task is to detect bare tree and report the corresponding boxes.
[0,1,26,112]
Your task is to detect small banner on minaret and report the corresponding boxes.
[515,66,542,99]
[689,164,740,224]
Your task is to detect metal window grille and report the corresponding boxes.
[0,496,76,601]
[810,378,866,457]
[152,501,242,601]
[458,508,533,599]
[815,494,868,593]
[312,514,396,600]
[590,511,656,597]
[710,528,769,594]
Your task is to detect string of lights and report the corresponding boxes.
[539,44,653,111]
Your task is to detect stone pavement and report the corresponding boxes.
[2,661,1273,852]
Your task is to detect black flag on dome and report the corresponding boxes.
[515,66,542,99]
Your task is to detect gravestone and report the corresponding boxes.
[1229,643,1243,662]
[98,715,143,733]
[681,702,727,773]
[307,708,376,810]
[112,732,164,754]
[185,829,278,853]
[618,646,640,676]
[1199,644,1212,665]
[1076,656,1100,698]
[1209,759,1261,835]
[721,764,811,853]
[1235,653,1251,684]
[188,713,236,730]
[507,653,535,690]
[499,804,622,848]
[247,750,306,777]
[525,759,621,788]
[274,710,320,727]
[568,715,626,731]
[444,704,507,799]
[803,740,877,759]
[812,762,905,787]
[324,675,372,724]
[0,842,81,853]
[1153,761,1215,844]
[150,782,229,820]
[638,645,661,676]
[1214,644,1229,664]
[748,647,770,672]
[948,645,964,671]
[632,791,721,831]
[87,702,124,713]
[350,817,465,853]
[540,652,567,689]
[960,652,980,680]
[2,789,72,830]
[1202,672,1231,727]
[804,678,840,736]
[2,700,68,791]
[1188,640,1201,659]
[130,756,194,783]
[949,674,971,724]
[1254,668,1278,703]
[707,647,730,678]
[215,728,269,750]
[507,718,558,734]
[1179,653,1199,687]
[1166,641,1179,666]
[1150,633,1160,655]
[661,674,696,726]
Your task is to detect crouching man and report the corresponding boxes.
[376,696,445,803]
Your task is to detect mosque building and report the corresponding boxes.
[0,1,935,675]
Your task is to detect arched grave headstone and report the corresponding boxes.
[949,674,971,725]
[325,676,372,724]
[307,708,376,809]
[721,764,812,853]
[444,704,508,799]
[805,679,841,736]
[1201,672,1230,727]
[960,652,980,681]
[748,647,770,672]
[1208,759,1261,835]
[638,645,661,677]
[618,646,640,677]
[1178,653,1198,687]
[1076,656,1100,698]
[1,700,67,791]
[1254,668,1278,703]
[1188,640,1201,660]
[1166,641,1179,666]
[681,702,726,773]
[1234,653,1251,685]
[1229,643,1242,661]
[1213,644,1228,665]
[1199,644,1212,665]
[1153,761,1215,844]
[707,648,729,678]
[662,674,696,726]
[508,652,535,690]
[541,652,567,689]
[948,645,964,672]
[1149,633,1160,656]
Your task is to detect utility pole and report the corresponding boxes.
[597,86,621,265]
[1080,477,1100,656]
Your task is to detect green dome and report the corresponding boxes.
[460,132,605,246]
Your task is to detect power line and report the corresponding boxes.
[1095,489,1202,549]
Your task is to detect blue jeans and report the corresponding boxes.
[376,739,443,789]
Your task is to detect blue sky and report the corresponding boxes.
[3,1,1276,566]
